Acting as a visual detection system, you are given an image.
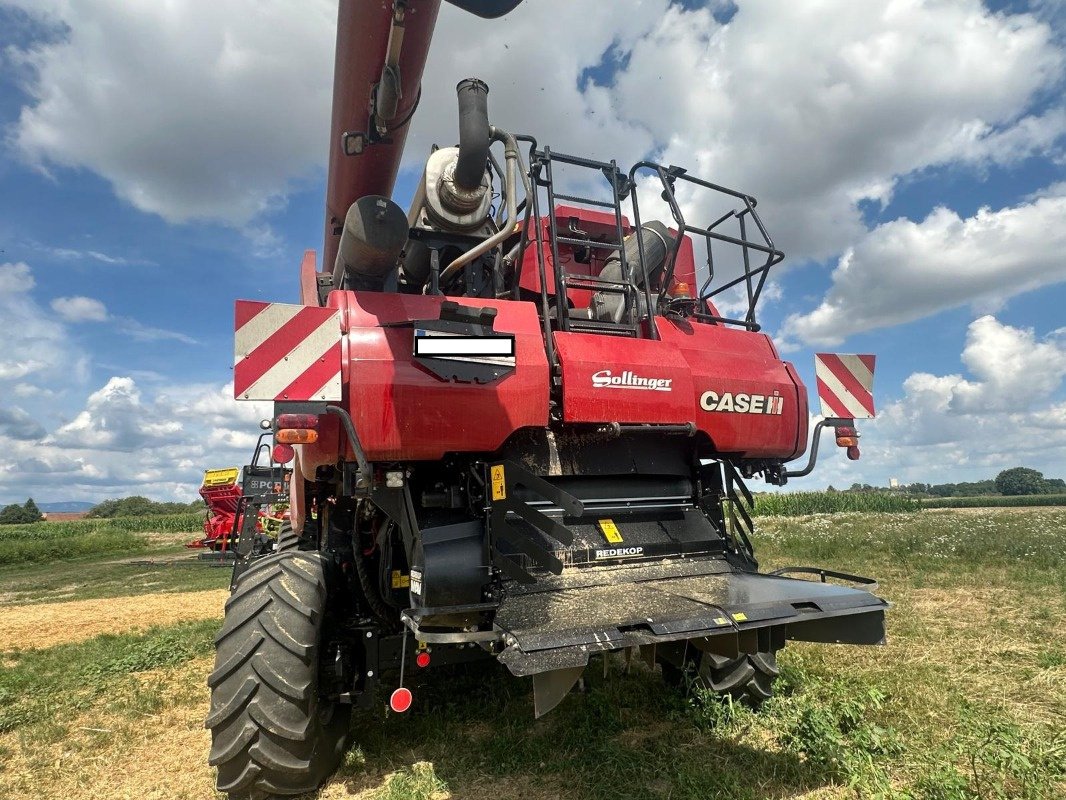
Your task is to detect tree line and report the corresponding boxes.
[832,467,1065,498]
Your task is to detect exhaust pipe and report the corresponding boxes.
[454,78,491,191]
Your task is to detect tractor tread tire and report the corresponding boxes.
[701,650,779,706]
[275,521,299,553]
[207,551,350,800]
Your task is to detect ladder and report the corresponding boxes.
[527,147,657,339]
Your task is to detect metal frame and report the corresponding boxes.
[513,142,786,339]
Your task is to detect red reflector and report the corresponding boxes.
[835,426,856,437]
[276,413,319,430]
[272,444,294,464]
[846,445,861,461]
[415,651,431,669]
[389,687,413,713]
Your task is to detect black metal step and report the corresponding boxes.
[567,318,639,336]
[563,275,631,293]
[555,235,622,250]
[553,193,616,210]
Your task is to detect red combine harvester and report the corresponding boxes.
[207,2,885,796]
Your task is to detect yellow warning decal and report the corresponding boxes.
[732,612,748,622]
[491,465,506,501]
[391,570,410,589]
[714,617,729,626]
[203,467,239,487]
[598,519,623,543]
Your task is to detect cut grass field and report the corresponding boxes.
[0,508,1063,799]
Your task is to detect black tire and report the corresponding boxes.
[662,649,780,706]
[699,651,780,705]
[275,520,298,553]
[206,552,351,799]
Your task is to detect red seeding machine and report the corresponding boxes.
[186,466,289,555]
[206,2,885,796]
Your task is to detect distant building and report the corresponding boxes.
[889,478,899,489]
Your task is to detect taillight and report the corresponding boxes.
[277,428,318,444]
[272,444,295,464]
[276,413,319,430]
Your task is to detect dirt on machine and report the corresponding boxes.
[206,1,887,797]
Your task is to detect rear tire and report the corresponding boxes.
[699,651,779,705]
[662,649,780,706]
[275,520,299,553]
[206,551,351,799]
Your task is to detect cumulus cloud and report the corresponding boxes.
[0,262,85,383]
[842,316,1066,484]
[0,377,270,503]
[0,406,47,442]
[51,295,108,322]
[47,377,183,450]
[782,191,1066,345]
[10,0,335,225]
[10,0,1062,261]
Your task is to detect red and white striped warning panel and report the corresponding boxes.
[233,301,342,402]
[814,353,876,420]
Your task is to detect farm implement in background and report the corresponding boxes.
[205,2,887,797]
[186,461,290,557]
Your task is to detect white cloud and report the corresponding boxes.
[10,0,335,225]
[10,0,1060,266]
[782,192,1066,346]
[49,294,197,343]
[0,262,86,383]
[47,377,183,450]
[0,377,270,503]
[51,295,109,322]
[835,317,1066,485]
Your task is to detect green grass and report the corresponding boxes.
[0,619,219,736]
[924,493,1066,508]
[752,508,1066,585]
[1,509,1064,799]
[753,491,922,516]
[0,513,204,567]
[0,547,231,604]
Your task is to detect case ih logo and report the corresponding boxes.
[591,370,673,392]
[700,390,784,415]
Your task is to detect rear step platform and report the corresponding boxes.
[493,560,887,678]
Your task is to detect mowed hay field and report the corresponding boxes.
[0,510,1063,800]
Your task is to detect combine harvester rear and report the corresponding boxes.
[207,1,886,796]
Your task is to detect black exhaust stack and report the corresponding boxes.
[455,78,491,191]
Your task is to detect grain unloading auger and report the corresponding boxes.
[207,2,887,796]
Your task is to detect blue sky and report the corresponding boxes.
[0,0,1064,504]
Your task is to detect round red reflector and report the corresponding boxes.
[415,651,431,669]
[272,444,294,464]
[846,445,861,461]
[389,687,413,713]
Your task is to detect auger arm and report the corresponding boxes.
[323,0,523,270]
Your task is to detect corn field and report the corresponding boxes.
[752,492,922,516]
[924,494,1066,509]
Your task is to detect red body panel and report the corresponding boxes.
[555,318,807,459]
[518,206,699,309]
[301,291,550,464]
